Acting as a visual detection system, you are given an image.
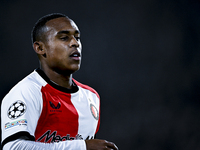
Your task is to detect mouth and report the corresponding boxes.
[69,51,81,60]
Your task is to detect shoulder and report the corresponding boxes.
[11,71,45,92]
[73,79,100,99]
[2,70,46,104]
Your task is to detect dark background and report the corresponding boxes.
[1,0,200,149]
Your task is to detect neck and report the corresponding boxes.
[41,67,73,89]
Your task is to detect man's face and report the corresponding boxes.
[43,17,82,75]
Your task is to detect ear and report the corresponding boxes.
[33,41,46,57]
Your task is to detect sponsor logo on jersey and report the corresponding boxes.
[7,100,26,119]
[49,101,62,112]
[90,104,99,120]
[5,119,27,130]
[37,130,84,143]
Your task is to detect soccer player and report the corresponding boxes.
[1,13,118,150]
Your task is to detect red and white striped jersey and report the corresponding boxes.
[1,68,100,148]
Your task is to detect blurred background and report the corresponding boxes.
[1,0,200,149]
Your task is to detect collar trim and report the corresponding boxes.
[35,68,79,93]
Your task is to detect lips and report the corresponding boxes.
[70,50,81,60]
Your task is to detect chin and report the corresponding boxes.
[72,66,80,73]
[72,64,81,72]
[66,65,81,74]
[53,66,80,75]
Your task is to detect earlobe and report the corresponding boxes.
[33,41,46,56]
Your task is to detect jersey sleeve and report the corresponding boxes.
[1,80,43,147]
[3,139,86,150]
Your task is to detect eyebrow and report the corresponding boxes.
[57,30,80,35]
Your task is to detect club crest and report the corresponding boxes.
[90,104,99,120]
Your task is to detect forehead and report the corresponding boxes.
[45,17,79,34]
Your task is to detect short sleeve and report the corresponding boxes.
[1,80,43,145]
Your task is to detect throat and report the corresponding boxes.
[50,76,73,89]
[42,68,73,89]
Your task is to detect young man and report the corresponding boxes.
[1,13,118,150]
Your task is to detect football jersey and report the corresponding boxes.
[1,68,100,148]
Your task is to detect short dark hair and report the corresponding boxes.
[31,13,69,43]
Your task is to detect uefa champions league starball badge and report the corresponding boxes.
[7,100,26,119]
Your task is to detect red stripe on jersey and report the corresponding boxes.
[35,84,79,143]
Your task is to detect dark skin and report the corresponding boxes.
[33,17,118,150]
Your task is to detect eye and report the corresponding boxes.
[60,36,69,41]
[75,36,80,41]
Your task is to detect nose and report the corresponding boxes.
[70,37,80,48]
